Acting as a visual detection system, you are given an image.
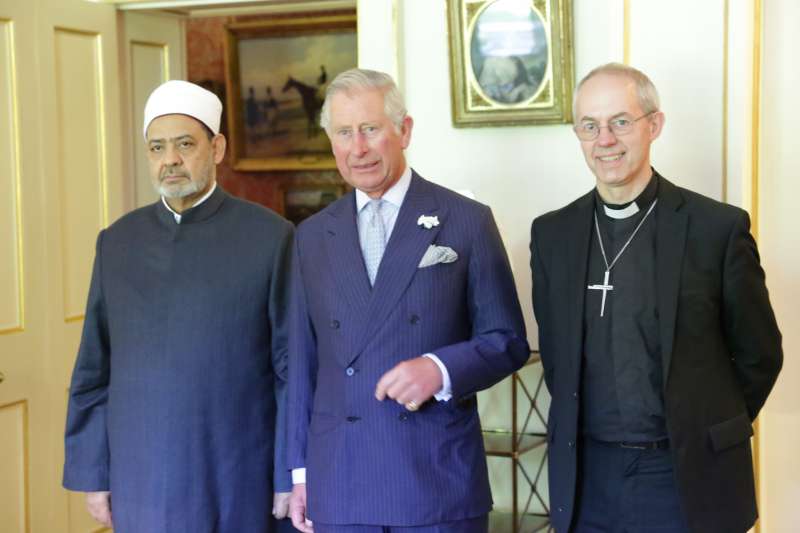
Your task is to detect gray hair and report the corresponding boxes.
[573,63,660,119]
[319,68,408,134]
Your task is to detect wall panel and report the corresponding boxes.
[53,28,108,321]
[130,40,167,207]
[0,19,23,334]
[0,401,29,533]
[627,0,726,200]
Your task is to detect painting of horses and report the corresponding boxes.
[224,12,357,170]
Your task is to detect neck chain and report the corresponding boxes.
[587,198,658,317]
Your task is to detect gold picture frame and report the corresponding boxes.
[447,0,574,127]
[223,11,357,171]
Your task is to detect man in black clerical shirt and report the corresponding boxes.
[530,63,782,533]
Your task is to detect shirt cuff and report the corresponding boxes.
[423,353,452,401]
[292,468,306,485]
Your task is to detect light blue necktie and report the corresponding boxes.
[363,199,386,286]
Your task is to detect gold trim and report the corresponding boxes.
[95,33,110,228]
[623,0,630,64]
[751,0,761,240]
[65,314,85,323]
[392,0,402,91]
[0,399,31,533]
[751,0,762,530]
[0,19,25,335]
[721,0,728,203]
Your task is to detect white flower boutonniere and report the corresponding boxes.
[417,215,440,229]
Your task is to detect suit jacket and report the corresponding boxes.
[287,172,529,526]
[530,174,782,533]
[63,187,294,532]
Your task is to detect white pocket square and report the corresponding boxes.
[418,245,458,268]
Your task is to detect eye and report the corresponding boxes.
[149,145,162,153]
[362,125,378,134]
[336,128,352,138]
[611,118,632,128]
[178,140,194,149]
[580,122,598,133]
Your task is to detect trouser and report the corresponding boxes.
[572,438,690,533]
[313,514,488,533]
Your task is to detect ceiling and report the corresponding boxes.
[90,0,355,17]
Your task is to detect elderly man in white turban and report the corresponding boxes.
[63,80,294,532]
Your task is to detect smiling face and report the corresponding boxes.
[327,87,413,198]
[574,73,664,202]
[146,114,225,208]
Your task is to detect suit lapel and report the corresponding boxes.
[655,177,688,389]
[324,193,372,333]
[348,173,442,365]
[566,191,595,380]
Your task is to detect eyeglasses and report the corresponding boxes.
[573,111,656,141]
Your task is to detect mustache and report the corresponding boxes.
[160,168,190,180]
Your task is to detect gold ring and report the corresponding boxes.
[405,400,419,412]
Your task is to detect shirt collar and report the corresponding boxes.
[597,170,659,220]
[161,182,217,223]
[355,166,412,212]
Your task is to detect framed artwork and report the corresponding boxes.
[447,0,574,127]
[282,181,348,225]
[223,11,357,171]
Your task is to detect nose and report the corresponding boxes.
[351,131,368,156]
[163,143,183,166]
[596,125,618,147]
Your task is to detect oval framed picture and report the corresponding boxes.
[447,0,574,127]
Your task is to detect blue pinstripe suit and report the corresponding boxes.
[287,171,529,527]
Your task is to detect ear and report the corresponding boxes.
[212,134,227,164]
[648,111,665,141]
[400,115,413,149]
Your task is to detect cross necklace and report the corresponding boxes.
[588,198,658,317]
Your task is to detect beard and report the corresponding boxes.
[154,169,211,199]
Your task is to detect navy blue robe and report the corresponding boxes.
[63,186,293,532]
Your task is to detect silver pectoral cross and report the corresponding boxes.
[587,270,614,317]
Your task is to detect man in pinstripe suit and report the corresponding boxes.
[287,68,529,533]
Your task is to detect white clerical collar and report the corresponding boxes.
[355,166,412,212]
[162,182,217,224]
[603,201,640,220]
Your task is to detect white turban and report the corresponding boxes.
[143,80,222,139]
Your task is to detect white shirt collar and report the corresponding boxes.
[603,201,641,219]
[355,166,412,212]
[161,182,217,224]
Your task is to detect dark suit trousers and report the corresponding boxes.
[573,439,690,533]
[313,515,488,533]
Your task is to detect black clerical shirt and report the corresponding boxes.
[581,174,667,442]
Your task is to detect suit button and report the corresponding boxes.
[330,320,340,329]
[558,507,564,513]
[409,314,420,325]
[345,367,355,377]
[346,416,360,422]
[568,441,575,449]
[573,391,578,399]
[398,413,409,421]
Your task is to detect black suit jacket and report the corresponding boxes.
[530,175,782,533]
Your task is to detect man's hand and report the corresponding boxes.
[289,483,313,533]
[273,491,291,520]
[375,356,443,409]
[86,491,112,527]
